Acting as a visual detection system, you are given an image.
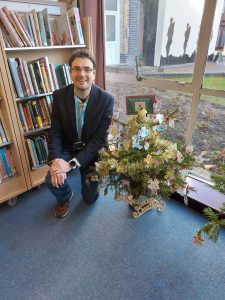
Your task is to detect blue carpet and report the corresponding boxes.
[0,173,225,300]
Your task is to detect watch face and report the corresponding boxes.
[70,160,76,168]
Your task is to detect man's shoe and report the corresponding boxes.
[54,192,73,218]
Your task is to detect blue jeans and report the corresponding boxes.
[45,152,99,204]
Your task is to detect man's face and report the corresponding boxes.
[70,57,96,92]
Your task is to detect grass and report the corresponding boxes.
[168,76,225,106]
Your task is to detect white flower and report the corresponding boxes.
[177,150,184,163]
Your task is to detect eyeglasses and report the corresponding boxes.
[70,67,93,74]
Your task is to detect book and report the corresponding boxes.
[31,101,43,128]
[0,147,12,177]
[5,147,16,175]
[0,19,14,47]
[7,58,24,98]
[67,7,84,45]
[40,64,50,93]
[0,110,10,142]
[37,10,48,46]
[28,12,39,46]
[21,13,35,46]
[0,150,7,179]
[15,57,30,96]
[27,101,38,129]
[49,63,59,90]
[39,57,54,92]
[22,61,35,96]
[49,16,60,45]
[54,64,66,89]
[42,8,53,46]
[22,103,34,131]
[26,138,39,168]
[28,63,40,94]
[28,60,46,94]
[55,13,73,45]
[30,10,42,46]
[18,102,28,132]
[2,7,27,47]
[14,11,34,47]
[36,99,49,126]
[0,8,23,47]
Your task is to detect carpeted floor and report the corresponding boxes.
[0,172,225,300]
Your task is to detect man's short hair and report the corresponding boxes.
[69,49,96,70]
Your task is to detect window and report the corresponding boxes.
[105,0,225,183]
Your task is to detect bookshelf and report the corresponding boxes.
[0,40,28,204]
[0,0,88,202]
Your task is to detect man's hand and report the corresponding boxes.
[50,159,71,188]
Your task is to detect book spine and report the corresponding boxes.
[0,110,10,142]
[27,64,40,94]
[15,57,30,96]
[42,8,53,46]
[31,101,43,128]
[32,10,42,46]
[18,102,28,132]
[0,118,7,143]
[27,101,38,129]
[40,64,50,93]
[22,61,35,95]
[5,147,16,175]
[30,138,40,168]
[22,103,34,131]
[21,14,35,46]
[0,147,12,177]
[7,58,24,98]
[49,64,59,90]
[28,13,39,46]
[37,10,48,46]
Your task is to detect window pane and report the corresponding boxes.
[106,15,116,41]
[203,1,225,91]
[106,80,191,146]
[106,0,205,83]
[105,0,117,11]
[192,95,225,180]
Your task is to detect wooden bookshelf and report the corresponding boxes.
[0,43,28,204]
[0,0,89,201]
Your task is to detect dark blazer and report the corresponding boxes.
[48,83,114,167]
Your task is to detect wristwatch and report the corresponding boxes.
[69,158,77,169]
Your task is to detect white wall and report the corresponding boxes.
[154,0,224,65]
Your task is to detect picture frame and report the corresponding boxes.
[125,95,157,115]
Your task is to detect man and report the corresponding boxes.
[45,49,114,218]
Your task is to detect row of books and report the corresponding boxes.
[26,136,48,170]
[0,110,10,144]
[18,96,52,133]
[8,56,72,98]
[0,146,16,182]
[0,6,84,47]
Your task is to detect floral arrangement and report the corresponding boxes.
[193,162,225,244]
[90,108,195,218]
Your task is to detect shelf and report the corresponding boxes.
[5,45,86,52]
[0,141,12,148]
[16,93,53,101]
[23,126,50,136]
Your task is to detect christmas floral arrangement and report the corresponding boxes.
[91,108,195,218]
[193,162,225,244]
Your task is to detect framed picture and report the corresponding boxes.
[125,95,156,115]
